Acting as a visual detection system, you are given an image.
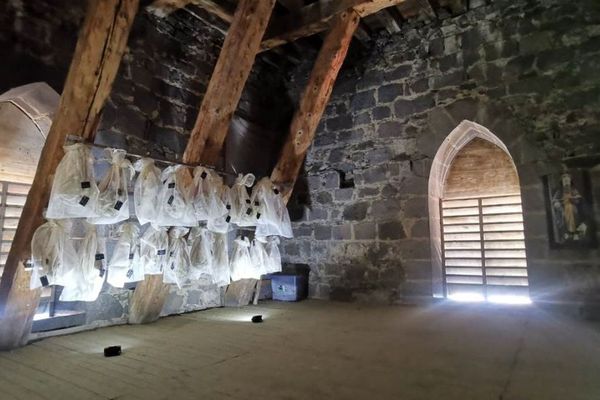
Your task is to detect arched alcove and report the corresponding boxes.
[429,120,530,303]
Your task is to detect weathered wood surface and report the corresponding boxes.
[128,275,171,324]
[271,10,360,201]
[224,279,258,307]
[183,0,276,166]
[0,0,139,349]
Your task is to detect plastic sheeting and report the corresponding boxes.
[229,173,256,227]
[59,223,106,302]
[46,143,99,219]
[140,225,169,275]
[134,158,161,226]
[107,223,144,288]
[265,236,282,274]
[250,237,269,277]
[230,236,260,281]
[252,177,293,239]
[156,165,196,227]
[211,232,230,287]
[207,174,232,234]
[192,167,228,222]
[30,219,77,289]
[89,149,135,225]
[163,227,191,289]
[188,227,213,281]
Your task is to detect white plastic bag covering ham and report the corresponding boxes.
[156,165,196,227]
[163,227,191,289]
[140,225,169,275]
[207,174,233,234]
[60,224,106,302]
[188,227,213,280]
[229,173,256,227]
[265,236,282,274]
[89,149,135,225]
[46,143,99,218]
[134,158,161,226]
[211,232,230,286]
[252,177,293,239]
[230,236,260,281]
[107,223,143,288]
[192,167,228,222]
[250,237,269,277]
[30,220,77,289]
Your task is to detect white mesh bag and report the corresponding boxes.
[188,226,213,281]
[253,177,293,239]
[46,143,99,218]
[140,224,169,275]
[250,237,269,277]
[230,236,260,281]
[211,232,230,287]
[59,224,106,302]
[207,174,233,234]
[133,158,161,226]
[89,149,135,225]
[192,167,228,222]
[163,227,191,289]
[107,222,143,288]
[265,236,282,274]
[229,173,256,227]
[156,165,196,227]
[30,219,77,289]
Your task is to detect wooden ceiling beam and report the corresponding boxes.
[260,0,408,51]
[129,0,276,325]
[271,9,360,201]
[0,0,139,349]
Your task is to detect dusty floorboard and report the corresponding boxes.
[1,300,599,400]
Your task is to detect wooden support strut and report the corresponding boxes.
[271,10,360,202]
[128,0,276,324]
[0,0,139,349]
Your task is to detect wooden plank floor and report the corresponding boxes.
[1,300,600,400]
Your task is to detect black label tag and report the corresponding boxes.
[245,199,251,204]
[274,188,280,195]
[246,208,253,215]
[40,275,49,287]
[128,253,135,260]
[95,253,105,261]
[254,201,259,207]
[79,196,90,206]
[157,249,166,256]
[168,182,175,189]
[114,200,123,210]
[45,258,50,265]
[256,212,261,220]
[225,216,231,223]
[171,264,175,270]
[226,204,231,210]
[81,181,91,189]
[167,195,174,205]
[169,251,174,257]
[117,188,123,196]
[200,171,207,179]
[126,269,134,279]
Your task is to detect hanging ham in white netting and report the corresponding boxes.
[60,223,106,302]
[89,149,135,225]
[250,237,269,277]
[252,177,293,239]
[265,236,282,274]
[156,165,196,227]
[230,236,260,281]
[140,224,169,275]
[133,158,161,226]
[229,173,256,227]
[107,222,143,288]
[46,143,99,219]
[191,167,228,223]
[188,226,213,281]
[212,232,230,287]
[30,219,77,289]
[206,173,233,234]
[163,227,191,289]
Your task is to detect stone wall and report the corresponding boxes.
[283,0,600,312]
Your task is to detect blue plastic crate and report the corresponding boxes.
[271,274,307,302]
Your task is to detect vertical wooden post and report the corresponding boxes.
[129,0,276,324]
[0,0,139,349]
[270,10,360,202]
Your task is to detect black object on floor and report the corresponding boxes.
[104,345,122,357]
[251,315,263,323]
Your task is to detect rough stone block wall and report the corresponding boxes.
[284,0,600,309]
